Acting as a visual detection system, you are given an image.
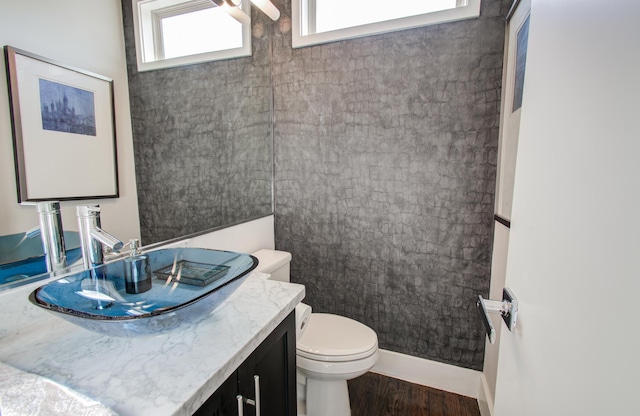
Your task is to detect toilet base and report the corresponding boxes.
[304,378,351,416]
[297,374,307,416]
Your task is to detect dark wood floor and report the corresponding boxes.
[348,372,480,416]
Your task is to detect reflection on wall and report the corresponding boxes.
[121,1,273,245]
[273,0,510,371]
[0,0,140,241]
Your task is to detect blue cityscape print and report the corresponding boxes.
[39,79,96,136]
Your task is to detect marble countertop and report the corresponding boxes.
[0,272,305,415]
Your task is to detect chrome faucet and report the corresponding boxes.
[76,205,124,269]
[36,201,67,273]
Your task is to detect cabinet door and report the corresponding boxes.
[237,312,296,416]
[193,370,238,416]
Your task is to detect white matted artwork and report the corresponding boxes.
[4,46,118,202]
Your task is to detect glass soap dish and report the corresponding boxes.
[154,260,230,287]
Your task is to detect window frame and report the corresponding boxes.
[292,0,481,48]
[132,0,252,72]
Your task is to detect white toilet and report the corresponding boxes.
[252,249,379,416]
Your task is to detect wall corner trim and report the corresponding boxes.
[371,349,482,399]
[478,373,494,416]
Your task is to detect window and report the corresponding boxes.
[292,0,481,48]
[132,0,251,72]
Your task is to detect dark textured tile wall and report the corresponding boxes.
[272,0,510,370]
[121,1,274,245]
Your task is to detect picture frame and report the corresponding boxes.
[494,7,530,227]
[4,46,119,202]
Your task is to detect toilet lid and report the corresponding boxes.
[296,313,378,362]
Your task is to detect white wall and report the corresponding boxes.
[0,0,140,241]
[176,215,275,253]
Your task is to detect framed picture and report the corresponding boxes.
[4,46,119,202]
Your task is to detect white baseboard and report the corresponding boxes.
[371,349,482,399]
[477,373,494,416]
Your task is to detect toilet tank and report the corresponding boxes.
[251,249,292,282]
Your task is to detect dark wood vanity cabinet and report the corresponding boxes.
[194,312,297,416]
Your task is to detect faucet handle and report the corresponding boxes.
[37,201,61,213]
[76,205,101,217]
[129,239,140,256]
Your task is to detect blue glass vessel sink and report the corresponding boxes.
[29,247,257,337]
[0,231,82,287]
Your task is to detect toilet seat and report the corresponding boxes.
[296,313,378,362]
[297,349,379,379]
